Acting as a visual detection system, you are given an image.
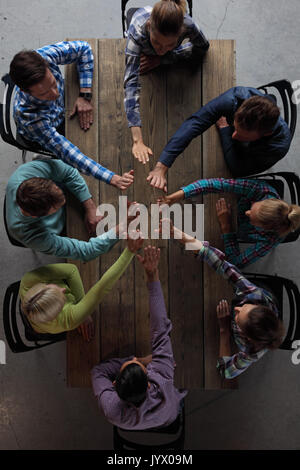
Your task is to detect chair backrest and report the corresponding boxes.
[113,401,185,450]
[258,79,297,140]
[3,281,66,353]
[250,172,300,243]
[121,0,193,37]
[0,73,55,160]
[0,74,24,150]
[243,273,300,350]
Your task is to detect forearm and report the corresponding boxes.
[131,126,143,144]
[32,127,115,183]
[35,230,119,262]
[219,329,232,357]
[159,98,226,168]
[70,248,134,325]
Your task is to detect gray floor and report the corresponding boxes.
[0,0,299,450]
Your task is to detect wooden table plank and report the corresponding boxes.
[166,61,204,389]
[97,39,136,361]
[134,66,169,357]
[202,40,238,389]
[65,38,100,388]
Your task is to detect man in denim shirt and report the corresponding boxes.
[147,86,291,192]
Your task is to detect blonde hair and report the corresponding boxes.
[21,283,65,324]
[151,0,187,36]
[257,199,300,236]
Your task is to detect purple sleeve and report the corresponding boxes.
[91,356,133,397]
[147,281,175,378]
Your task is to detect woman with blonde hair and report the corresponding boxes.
[20,237,144,341]
[158,177,300,268]
[124,0,209,163]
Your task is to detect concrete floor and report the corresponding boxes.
[0,0,300,450]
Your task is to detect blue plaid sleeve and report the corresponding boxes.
[181,178,278,200]
[124,46,142,128]
[37,41,94,89]
[222,232,281,268]
[25,120,114,183]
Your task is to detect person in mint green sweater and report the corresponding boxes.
[19,237,144,341]
[5,159,129,260]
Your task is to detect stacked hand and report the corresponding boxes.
[132,141,153,164]
[111,170,134,190]
[147,163,168,193]
[137,246,160,282]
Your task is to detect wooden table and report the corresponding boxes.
[65,38,237,390]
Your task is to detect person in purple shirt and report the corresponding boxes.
[91,245,187,430]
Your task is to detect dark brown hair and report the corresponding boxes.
[115,363,148,407]
[150,0,186,36]
[243,305,285,352]
[16,178,65,217]
[235,96,280,134]
[10,50,48,91]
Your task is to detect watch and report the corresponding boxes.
[79,92,93,102]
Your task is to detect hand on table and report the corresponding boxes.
[147,163,168,193]
[77,315,95,342]
[110,170,134,190]
[216,198,233,233]
[216,116,229,129]
[216,299,231,333]
[140,54,161,74]
[70,97,93,131]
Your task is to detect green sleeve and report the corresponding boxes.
[19,263,83,298]
[62,248,135,329]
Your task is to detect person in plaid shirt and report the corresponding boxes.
[166,224,284,380]
[124,1,209,164]
[158,177,300,267]
[10,41,134,190]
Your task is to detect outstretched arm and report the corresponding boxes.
[137,247,175,378]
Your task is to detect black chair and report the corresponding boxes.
[122,0,193,37]
[3,281,66,353]
[113,400,185,450]
[258,79,297,140]
[243,273,300,350]
[0,73,55,163]
[248,171,300,243]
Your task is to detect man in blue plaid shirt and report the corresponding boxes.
[10,41,134,190]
